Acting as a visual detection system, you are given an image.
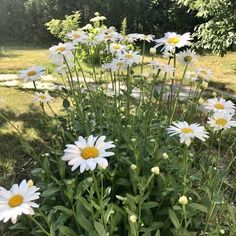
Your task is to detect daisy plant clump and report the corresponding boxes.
[4,12,236,236]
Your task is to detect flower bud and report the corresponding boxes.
[200,81,208,90]
[179,195,188,205]
[130,164,137,170]
[163,153,169,159]
[212,92,217,97]
[27,180,34,187]
[87,177,93,183]
[151,166,160,175]
[150,47,156,55]
[129,214,137,223]
[131,138,136,142]
[220,229,225,235]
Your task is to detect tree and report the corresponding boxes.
[177,0,236,56]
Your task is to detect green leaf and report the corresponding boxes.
[142,201,159,209]
[188,203,208,214]
[168,209,180,229]
[59,226,79,236]
[94,221,107,236]
[42,187,60,197]
[54,205,73,216]
[77,214,94,231]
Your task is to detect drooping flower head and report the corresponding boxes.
[167,121,209,146]
[0,180,40,224]
[176,49,198,66]
[207,111,236,131]
[19,66,44,82]
[155,32,192,52]
[195,67,213,81]
[204,97,235,115]
[62,135,115,173]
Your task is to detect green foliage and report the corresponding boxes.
[46,11,81,41]
[178,0,236,56]
[2,14,235,236]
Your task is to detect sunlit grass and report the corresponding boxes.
[1,45,236,92]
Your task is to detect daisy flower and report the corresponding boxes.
[167,121,209,146]
[110,58,127,71]
[62,135,115,173]
[176,49,198,66]
[19,66,44,82]
[207,112,236,131]
[155,32,192,52]
[185,71,198,82]
[204,97,235,114]
[195,67,213,80]
[49,42,74,65]
[108,43,127,54]
[160,64,175,77]
[0,180,40,224]
[136,34,155,42]
[33,91,54,103]
[67,30,88,44]
[118,50,141,66]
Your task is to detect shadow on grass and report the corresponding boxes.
[0,106,52,186]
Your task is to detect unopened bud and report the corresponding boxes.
[151,166,160,175]
[130,164,137,170]
[27,180,34,187]
[179,195,188,205]
[129,214,137,223]
[163,153,169,159]
[150,47,156,55]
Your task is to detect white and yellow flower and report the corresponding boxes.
[207,112,236,131]
[49,42,74,65]
[195,67,213,80]
[108,43,127,54]
[155,32,192,52]
[19,66,44,82]
[0,180,40,224]
[118,50,142,66]
[33,91,54,103]
[204,97,235,114]
[176,49,198,66]
[62,135,115,172]
[167,121,209,146]
[67,30,88,44]
[185,71,198,82]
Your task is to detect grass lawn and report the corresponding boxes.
[1,45,236,92]
[0,87,62,187]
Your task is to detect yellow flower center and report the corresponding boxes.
[27,71,37,76]
[167,37,180,45]
[215,118,227,126]
[125,54,133,59]
[184,56,192,62]
[74,34,81,39]
[56,47,66,52]
[8,195,23,208]
[214,103,224,110]
[39,95,47,100]
[105,35,112,39]
[116,62,124,67]
[81,147,99,159]
[113,45,121,50]
[181,127,193,134]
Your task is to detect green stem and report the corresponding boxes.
[28,215,50,236]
